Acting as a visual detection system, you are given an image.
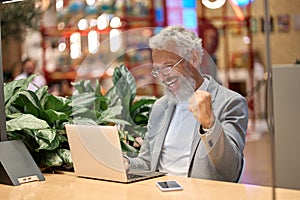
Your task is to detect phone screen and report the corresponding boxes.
[156,181,183,191]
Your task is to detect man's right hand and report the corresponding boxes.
[123,157,130,171]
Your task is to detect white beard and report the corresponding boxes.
[163,75,195,104]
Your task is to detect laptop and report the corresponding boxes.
[65,124,166,183]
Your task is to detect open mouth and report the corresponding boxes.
[163,77,178,91]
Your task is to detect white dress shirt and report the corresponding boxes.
[158,78,209,176]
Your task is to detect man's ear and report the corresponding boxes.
[191,50,200,67]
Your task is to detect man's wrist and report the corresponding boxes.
[123,155,130,164]
[200,117,215,134]
[200,125,207,134]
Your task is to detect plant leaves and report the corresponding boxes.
[105,86,120,107]
[94,95,108,112]
[6,112,23,119]
[13,90,42,116]
[112,65,136,107]
[71,93,96,108]
[130,98,156,113]
[101,118,131,126]
[110,67,137,124]
[71,107,90,116]
[57,149,73,165]
[3,65,155,169]
[4,74,36,104]
[120,141,138,153]
[36,134,60,151]
[41,109,69,124]
[35,86,49,100]
[42,94,68,111]
[70,118,99,125]
[41,151,63,167]
[34,129,56,143]
[71,79,95,94]
[6,114,50,132]
[97,106,130,125]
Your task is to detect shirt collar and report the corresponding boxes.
[177,77,209,107]
[199,77,209,91]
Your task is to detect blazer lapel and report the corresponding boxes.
[151,101,176,171]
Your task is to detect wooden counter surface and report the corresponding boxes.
[0,172,299,200]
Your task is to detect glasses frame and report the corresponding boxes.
[151,58,184,78]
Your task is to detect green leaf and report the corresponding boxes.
[57,133,68,143]
[41,151,63,167]
[99,106,123,119]
[127,134,135,142]
[130,99,155,125]
[6,112,23,119]
[6,114,50,132]
[71,107,90,116]
[113,65,136,106]
[41,109,69,124]
[101,118,131,126]
[120,141,138,153]
[133,114,149,125]
[71,93,96,107]
[35,86,49,100]
[105,87,120,107]
[4,74,36,104]
[13,90,42,116]
[70,118,99,125]
[71,80,95,93]
[111,65,137,123]
[34,129,56,143]
[97,106,130,125]
[36,134,60,151]
[130,98,156,113]
[118,129,127,142]
[57,149,73,165]
[94,79,102,96]
[43,94,68,111]
[72,109,98,121]
[94,95,108,111]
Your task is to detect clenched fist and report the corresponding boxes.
[188,90,215,129]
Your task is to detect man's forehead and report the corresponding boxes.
[152,49,181,59]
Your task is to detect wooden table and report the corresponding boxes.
[0,172,299,200]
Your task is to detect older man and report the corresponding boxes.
[125,26,248,182]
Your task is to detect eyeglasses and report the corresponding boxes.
[151,58,184,78]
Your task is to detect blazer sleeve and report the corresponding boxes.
[190,90,248,182]
[127,132,152,170]
[127,101,160,171]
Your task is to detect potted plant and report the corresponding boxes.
[5,65,156,171]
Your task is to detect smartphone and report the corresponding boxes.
[155,180,183,192]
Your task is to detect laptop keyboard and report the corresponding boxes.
[127,173,145,180]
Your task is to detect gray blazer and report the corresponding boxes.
[128,75,248,182]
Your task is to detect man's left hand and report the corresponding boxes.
[188,90,215,129]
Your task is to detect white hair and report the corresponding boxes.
[149,25,204,68]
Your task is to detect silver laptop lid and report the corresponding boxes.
[65,124,128,182]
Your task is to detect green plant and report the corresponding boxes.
[5,75,73,169]
[5,65,156,170]
[71,65,156,155]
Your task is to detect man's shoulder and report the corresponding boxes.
[205,75,246,102]
[154,95,171,106]
[150,95,173,113]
